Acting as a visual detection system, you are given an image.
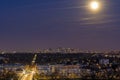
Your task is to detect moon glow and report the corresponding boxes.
[90,1,99,10]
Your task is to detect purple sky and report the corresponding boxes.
[0,0,120,51]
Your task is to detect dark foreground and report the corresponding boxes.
[0,52,120,80]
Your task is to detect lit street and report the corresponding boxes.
[18,54,37,80]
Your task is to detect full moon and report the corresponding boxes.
[90,1,99,10]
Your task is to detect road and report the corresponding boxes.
[18,65,37,80]
[20,71,34,80]
[18,54,37,80]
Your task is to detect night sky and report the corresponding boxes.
[0,0,120,51]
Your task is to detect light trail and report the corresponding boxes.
[18,54,38,80]
[18,66,37,80]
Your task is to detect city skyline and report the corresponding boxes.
[0,0,120,51]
